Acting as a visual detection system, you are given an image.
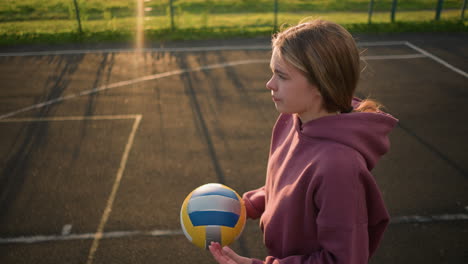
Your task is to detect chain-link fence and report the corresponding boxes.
[0,0,466,42]
[159,0,466,31]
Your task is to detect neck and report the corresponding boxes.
[297,110,338,124]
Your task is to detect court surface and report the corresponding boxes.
[0,33,467,263]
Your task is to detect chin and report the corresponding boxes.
[276,108,293,115]
[274,105,284,113]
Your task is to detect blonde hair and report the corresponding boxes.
[272,19,381,113]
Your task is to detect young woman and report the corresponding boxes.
[209,19,398,264]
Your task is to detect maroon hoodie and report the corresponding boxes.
[243,99,398,264]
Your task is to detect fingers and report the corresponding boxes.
[221,246,253,264]
[221,246,239,260]
[209,242,237,264]
[209,242,229,264]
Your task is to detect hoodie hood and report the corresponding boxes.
[296,98,398,170]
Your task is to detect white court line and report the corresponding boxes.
[86,114,142,264]
[363,54,426,60]
[405,41,468,78]
[0,59,268,120]
[391,213,468,224]
[0,229,183,244]
[0,114,141,122]
[358,41,407,47]
[0,45,270,57]
[0,115,143,260]
[0,53,428,121]
[0,41,465,249]
[0,41,407,57]
[1,213,467,245]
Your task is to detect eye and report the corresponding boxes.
[272,68,288,80]
[277,73,286,80]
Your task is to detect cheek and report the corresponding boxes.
[290,84,319,107]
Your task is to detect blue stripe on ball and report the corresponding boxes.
[191,186,239,201]
[189,211,240,228]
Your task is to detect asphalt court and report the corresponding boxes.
[0,34,467,263]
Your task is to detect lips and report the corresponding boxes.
[272,96,281,102]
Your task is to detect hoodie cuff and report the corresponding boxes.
[243,197,263,219]
[251,258,264,264]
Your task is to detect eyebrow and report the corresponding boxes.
[270,64,288,76]
[274,68,288,77]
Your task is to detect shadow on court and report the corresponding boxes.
[0,33,467,263]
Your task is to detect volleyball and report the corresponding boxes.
[180,183,246,249]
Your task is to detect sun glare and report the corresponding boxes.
[136,0,144,53]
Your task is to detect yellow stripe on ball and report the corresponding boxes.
[180,183,246,249]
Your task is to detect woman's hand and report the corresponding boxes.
[208,242,252,264]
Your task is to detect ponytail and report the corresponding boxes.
[354,99,382,113]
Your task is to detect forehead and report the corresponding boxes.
[270,49,286,69]
[270,49,302,76]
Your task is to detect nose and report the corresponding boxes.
[266,76,277,92]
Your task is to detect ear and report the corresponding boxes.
[310,85,329,111]
[310,84,322,98]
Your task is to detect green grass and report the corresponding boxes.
[0,0,135,22]
[0,0,466,46]
[1,10,465,33]
[0,0,465,21]
[1,20,465,46]
[167,0,466,14]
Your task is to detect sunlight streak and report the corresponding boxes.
[136,0,144,52]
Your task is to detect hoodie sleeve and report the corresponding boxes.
[250,148,388,264]
[242,186,266,219]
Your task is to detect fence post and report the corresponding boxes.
[435,0,444,21]
[462,0,467,20]
[368,0,375,24]
[273,0,279,31]
[169,0,175,31]
[391,0,398,23]
[72,0,83,34]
